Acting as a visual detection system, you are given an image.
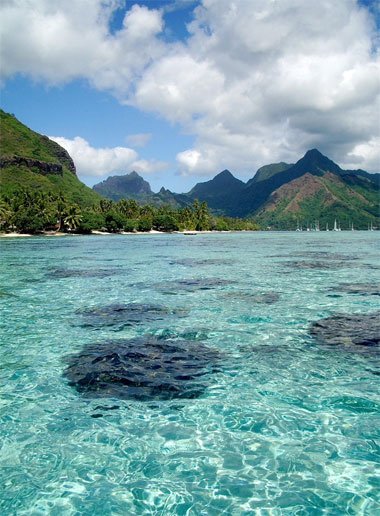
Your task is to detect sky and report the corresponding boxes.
[1,0,379,193]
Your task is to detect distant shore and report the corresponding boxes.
[0,229,234,238]
[1,229,375,238]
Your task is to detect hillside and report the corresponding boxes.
[92,172,191,208]
[251,151,379,229]
[187,170,246,214]
[247,162,293,185]
[0,110,101,207]
[92,149,378,228]
[93,171,152,201]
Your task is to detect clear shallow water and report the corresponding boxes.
[0,232,379,516]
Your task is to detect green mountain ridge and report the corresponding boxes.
[0,110,100,207]
[93,149,379,228]
[1,110,378,230]
[247,162,293,185]
[92,171,191,208]
[93,171,152,201]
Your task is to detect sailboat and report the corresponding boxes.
[333,219,338,231]
[369,221,374,231]
[351,222,355,231]
[315,220,320,232]
[326,222,329,231]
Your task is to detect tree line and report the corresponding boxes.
[0,189,260,234]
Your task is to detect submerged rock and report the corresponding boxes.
[224,291,280,304]
[47,268,123,279]
[0,290,17,298]
[329,283,380,297]
[169,258,234,266]
[154,278,236,294]
[76,303,188,329]
[310,311,380,349]
[63,337,223,400]
[295,251,359,261]
[284,260,354,270]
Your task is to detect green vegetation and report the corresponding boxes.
[255,173,379,230]
[0,189,260,234]
[1,110,378,232]
[1,110,58,162]
[248,162,293,184]
[0,110,101,207]
[0,165,101,208]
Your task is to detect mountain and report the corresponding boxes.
[92,172,191,208]
[93,171,152,201]
[0,110,100,207]
[230,149,378,221]
[92,169,245,212]
[251,150,379,229]
[3,109,376,229]
[92,149,378,228]
[187,169,246,214]
[247,162,293,185]
[189,169,245,197]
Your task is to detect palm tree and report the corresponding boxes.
[140,204,154,217]
[52,192,68,231]
[116,199,140,219]
[98,199,114,213]
[0,199,11,228]
[64,205,82,231]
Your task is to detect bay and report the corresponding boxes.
[1,232,379,515]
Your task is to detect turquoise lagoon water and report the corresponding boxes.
[0,232,379,516]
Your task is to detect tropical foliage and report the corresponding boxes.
[0,189,260,234]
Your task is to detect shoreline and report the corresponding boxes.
[0,229,239,238]
[1,229,375,238]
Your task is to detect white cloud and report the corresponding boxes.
[50,136,138,177]
[344,137,380,171]
[50,135,168,178]
[131,159,169,175]
[0,0,164,93]
[2,0,379,175]
[124,133,152,147]
[134,0,380,174]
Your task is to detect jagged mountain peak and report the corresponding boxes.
[294,148,342,175]
[93,171,152,201]
[190,169,244,195]
[216,169,234,178]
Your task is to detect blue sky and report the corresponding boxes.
[1,75,195,191]
[1,0,379,192]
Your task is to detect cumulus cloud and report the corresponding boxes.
[50,136,138,177]
[134,0,380,175]
[344,137,380,171]
[0,0,164,93]
[2,0,379,175]
[50,136,169,178]
[131,158,169,174]
[125,133,152,147]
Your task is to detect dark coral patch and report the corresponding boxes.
[295,251,359,261]
[310,311,380,350]
[284,260,354,270]
[224,291,280,304]
[46,268,123,279]
[76,303,188,330]
[154,278,236,294]
[169,258,234,267]
[63,337,223,400]
[329,283,380,297]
